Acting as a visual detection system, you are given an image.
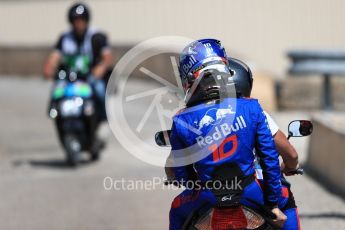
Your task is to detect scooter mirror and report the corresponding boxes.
[288,120,313,138]
[155,130,172,147]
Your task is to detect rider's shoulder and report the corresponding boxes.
[91,32,108,44]
[171,108,189,126]
[241,97,258,101]
[88,27,107,37]
[174,108,187,117]
[239,97,259,105]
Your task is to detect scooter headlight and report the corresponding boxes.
[60,98,83,117]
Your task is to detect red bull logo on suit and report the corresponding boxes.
[196,116,247,147]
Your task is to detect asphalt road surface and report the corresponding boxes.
[0,77,344,230]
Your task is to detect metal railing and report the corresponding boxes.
[288,50,345,110]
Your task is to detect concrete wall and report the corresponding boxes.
[1,0,345,75]
[307,113,345,198]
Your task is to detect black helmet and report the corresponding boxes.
[228,58,253,97]
[68,3,90,24]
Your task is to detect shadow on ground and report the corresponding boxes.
[300,212,345,220]
[12,158,96,170]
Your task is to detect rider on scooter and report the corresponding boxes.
[166,38,286,229]
[43,2,113,121]
[228,57,301,229]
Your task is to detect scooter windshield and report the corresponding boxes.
[52,81,93,99]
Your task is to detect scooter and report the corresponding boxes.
[48,67,103,167]
[155,120,313,230]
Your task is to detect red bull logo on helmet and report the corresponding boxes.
[179,39,228,78]
[181,54,197,75]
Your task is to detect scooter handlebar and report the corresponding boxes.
[284,168,304,176]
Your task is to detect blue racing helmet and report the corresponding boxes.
[178,39,229,93]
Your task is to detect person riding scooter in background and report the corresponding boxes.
[166,38,287,230]
[43,2,113,121]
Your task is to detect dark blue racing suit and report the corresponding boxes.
[168,98,282,230]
